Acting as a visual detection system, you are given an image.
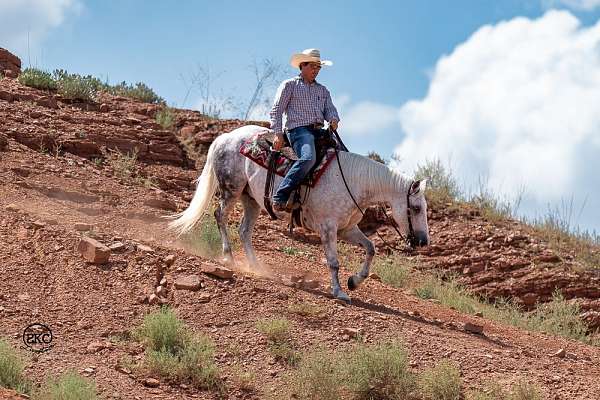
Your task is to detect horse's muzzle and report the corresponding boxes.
[409,231,429,248]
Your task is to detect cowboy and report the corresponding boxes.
[270,48,340,211]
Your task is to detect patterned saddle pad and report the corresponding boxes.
[239,130,337,188]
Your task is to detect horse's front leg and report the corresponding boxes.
[319,222,351,303]
[340,225,375,291]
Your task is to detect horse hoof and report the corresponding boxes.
[348,276,357,291]
[335,291,351,304]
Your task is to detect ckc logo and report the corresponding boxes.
[22,323,54,353]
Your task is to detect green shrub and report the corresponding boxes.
[287,302,325,318]
[466,380,543,400]
[413,274,595,346]
[101,147,139,182]
[367,151,386,164]
[256,319,291,343]
[134,307,220,390]
[109,81,164,104]
[18,68,57,90]
[0,339,30,393]
[280,246,300,256]
[419,359,462,400]
[529,290,588,342]
[53,69,101,101]
[345,340,415,400]
[182,213,227,259]
[285,350,341,400]
[506,380,543,400]
[373,257,411,288]
[256,318,299,365]
[414,158,460,206]
[134,306,187,351]
[34,371,97,400]
[145,336,219,389]
[156,106,176,129]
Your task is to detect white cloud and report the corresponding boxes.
[0,0,82,61]
[335,94,402,136]
[394,10,600,231]
[547,0,600,11]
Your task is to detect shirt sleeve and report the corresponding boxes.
[269,80,293,135]
[323,88,339,123]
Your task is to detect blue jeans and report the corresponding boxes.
[273,126,317,203]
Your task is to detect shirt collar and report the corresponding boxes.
[297,74,317,85]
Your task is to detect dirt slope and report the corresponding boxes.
[1,76,600,399]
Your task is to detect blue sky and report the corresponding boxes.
[2,0,600,233]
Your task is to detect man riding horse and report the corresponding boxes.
[270,48,340,212]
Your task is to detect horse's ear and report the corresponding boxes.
[410,179,427,195]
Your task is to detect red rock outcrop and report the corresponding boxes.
[0,48,21,78]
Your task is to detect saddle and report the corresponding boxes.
[239,126,344,226]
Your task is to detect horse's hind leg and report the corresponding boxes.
[214,190,238,265]
[340,225,375,291]
[239,190,260,267]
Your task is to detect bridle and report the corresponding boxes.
[331,130,418,250]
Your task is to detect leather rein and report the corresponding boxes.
[331,128,418,250]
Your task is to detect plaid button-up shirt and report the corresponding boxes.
[269,76,340,135]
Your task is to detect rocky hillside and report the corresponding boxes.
[1,49,600,399]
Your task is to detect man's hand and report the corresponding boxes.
[329,120,339,131]
[273,133,285,150]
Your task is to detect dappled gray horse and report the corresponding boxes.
[169,125,430,302]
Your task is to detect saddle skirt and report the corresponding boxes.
[239,129,337,188]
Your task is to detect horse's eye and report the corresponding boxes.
[411,205,421,214]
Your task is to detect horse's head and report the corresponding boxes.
[391,179,430,247]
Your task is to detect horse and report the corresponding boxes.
[169,125,430,302]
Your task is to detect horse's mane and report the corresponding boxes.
[338,151,408,195]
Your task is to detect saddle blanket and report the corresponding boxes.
[239,130,337,188]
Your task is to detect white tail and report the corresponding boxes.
[168,142,218,236]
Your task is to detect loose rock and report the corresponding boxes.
[143,378,160,388]
[463,322,484,334]
[174,275,202,291]
[78,237,110,264]
[202,265,234,279]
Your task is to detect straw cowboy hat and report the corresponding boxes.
[290,48,333,68]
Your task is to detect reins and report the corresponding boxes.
[331,128,417,251]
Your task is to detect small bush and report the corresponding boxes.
[506,380,543,400]
[18,68,57,90]
[134,307,220,390]
[285,350,341,400]
[229,365,255,392]
[268,342,301,366]
[280,246,300,256]
[134,306,187,351]
[183,214,224,259]
[35,371,97,400]
[373,257,411,288]
[256,318,299,365]
[256,319,291,343]
[412,274,596,345]
[156,106,176,130]
[466,380,543,400]
[367,151,386,164]
[0,339,30,393]
[288,302,325,318]
[53,69,100,101]
[414,158,460,206]
[110,81,164,104]
[345,340,415,400]
[101,147,139,182]
[419,359,462,400]
[529,290,589,342]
